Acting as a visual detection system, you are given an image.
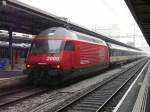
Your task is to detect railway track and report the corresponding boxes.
[45,58,148,112]
[0,86,50,108]
[0,58,147,112]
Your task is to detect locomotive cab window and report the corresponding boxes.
[30,40,64,53]
[64,41,75,51]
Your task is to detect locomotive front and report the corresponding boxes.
[26,38,63,71]
[24,27,75,84]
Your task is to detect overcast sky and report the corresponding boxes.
[18,0,149,48]
[18,0,140,34]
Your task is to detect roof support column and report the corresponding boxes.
[9,30,13,69]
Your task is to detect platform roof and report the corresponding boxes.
[125,0,150,46]
[0,35,31,43]
[0,0,140,50]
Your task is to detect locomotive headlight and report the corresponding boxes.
[56,65,60,69]
[26,64,32,69]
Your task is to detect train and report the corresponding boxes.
[0,30,31,69]
[24,27,144,85]
[0,42,29,69]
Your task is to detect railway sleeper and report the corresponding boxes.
[81,98,108,102]
[79,101,103,105]
[86,97,109,100]
[72,106,98,111]
[75,103,101,108]
[85,97,111,101]
[81,100,104,105]
[92,91,116,95]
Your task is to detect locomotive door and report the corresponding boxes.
[99,47,105,63]
[64,41,75,69]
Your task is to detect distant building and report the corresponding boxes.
[91,24,120,37]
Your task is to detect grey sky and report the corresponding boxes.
[19,0,140,34]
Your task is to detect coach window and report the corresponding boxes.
[64,41,75,51]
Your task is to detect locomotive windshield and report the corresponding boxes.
[30,40,63,54]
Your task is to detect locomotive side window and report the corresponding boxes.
[64,41,75,51]
[76,34,104,45]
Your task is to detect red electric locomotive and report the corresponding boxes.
[25,27,109,84]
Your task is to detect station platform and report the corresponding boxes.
[0,70,24,78]
[0,70,26,90]
[114,60,150,112]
